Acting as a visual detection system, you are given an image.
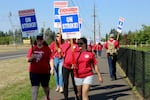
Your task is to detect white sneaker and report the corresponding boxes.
[55,87,60,92]
[59,87,63,93]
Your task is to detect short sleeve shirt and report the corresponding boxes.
[74,51,97,78]
[27,46,51,74]
[61,41,79,69]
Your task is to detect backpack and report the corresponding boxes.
[106,40,117,55]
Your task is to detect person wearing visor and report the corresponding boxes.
[74,37,103,100]
[27,33,54,100]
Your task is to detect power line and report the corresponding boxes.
[71,0,93,36]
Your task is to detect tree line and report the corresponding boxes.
[0,27,55,45]
[1,24,150,46]
[107,24,150,46]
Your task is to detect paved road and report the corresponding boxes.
[41,50,143,100]
[0,50,27,60]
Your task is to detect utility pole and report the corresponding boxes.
[98,22,101,42]
[93,3,96,43]
[43,21,45,39]
[8,11,16,45]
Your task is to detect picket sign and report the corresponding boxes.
[18,9,38,36]
[116,17,125,40]
[59,7,80,39]
[54,1,68,28]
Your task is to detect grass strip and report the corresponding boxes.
[0,57,55,100]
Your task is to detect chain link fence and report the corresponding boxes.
[117,48,150,99]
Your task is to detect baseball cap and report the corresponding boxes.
[109,34,114,38]
[36,33,43,40]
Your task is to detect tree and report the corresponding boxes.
[43,27,55,44]
[109,28,118,39]
[15,29,22,43]
[0,31,5,37]
[119,24,150,45]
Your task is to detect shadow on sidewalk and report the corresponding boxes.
[89,84,132,100]
[89,92,130,100]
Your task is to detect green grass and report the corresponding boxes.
[123,45,150,52]
[0,79,31,100]
[131,46,150,52]
[0,45,30,53]
[0,76,55,100]
[0,57,55,100]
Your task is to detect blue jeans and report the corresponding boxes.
[107,55,117,78]
[54,57,63,87]
[98,50,102,57]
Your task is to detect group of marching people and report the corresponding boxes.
[26,32,119,100]
[87,41,103,57]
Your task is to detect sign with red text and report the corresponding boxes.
[117,17,125,33]
[54,1,68,28]
[60,7,80,39]
[18,9,38,36]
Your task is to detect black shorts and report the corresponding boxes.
[29,72,50,87]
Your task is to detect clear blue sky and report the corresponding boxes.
[0,0,150,39]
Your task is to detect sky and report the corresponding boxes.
[0,0,150,40]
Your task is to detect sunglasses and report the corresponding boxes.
[36,38,43,40]
[78,42,84,45]
[56,36,60,37]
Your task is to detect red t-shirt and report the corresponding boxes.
[49,41,62,58]
[104,39,119,49]
[92,44,97,51]
[27,46,51,74]
[61,41,79,69]
[74,51,97,78]
[97,44,103,51]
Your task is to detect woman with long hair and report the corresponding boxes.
[49,32,64,93]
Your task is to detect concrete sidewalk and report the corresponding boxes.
[44,51,142,100]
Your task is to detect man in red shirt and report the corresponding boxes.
[104,33,119,81]
[27,34,54,100]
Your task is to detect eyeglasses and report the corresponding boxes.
[56,36,60,37]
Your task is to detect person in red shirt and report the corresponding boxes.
[49,32,64,93]
[97,42,103,57]
[87,42,92,52]
[104,33,119,81]
[92,43,98,57]
[61,39,79,100]
[27,34,54,100]
[74,37,103,100]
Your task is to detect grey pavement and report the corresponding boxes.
[43,50,143,100]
